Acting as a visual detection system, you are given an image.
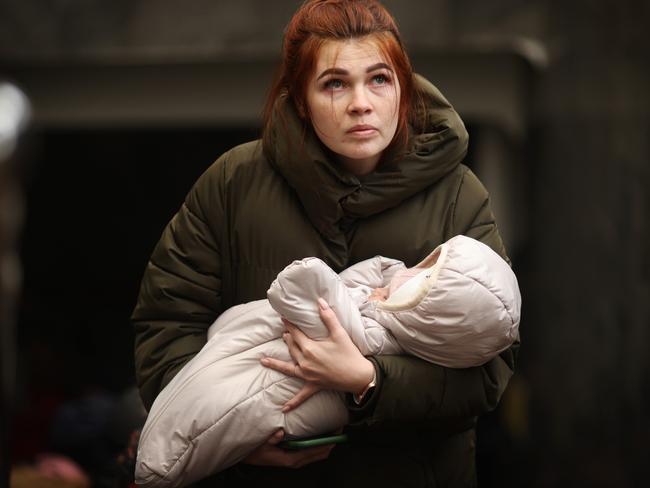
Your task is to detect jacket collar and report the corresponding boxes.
[267,74,468,241]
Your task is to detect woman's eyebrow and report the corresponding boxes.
[366,62,393,73]
[316,63,393,81]
[317,68,348,80]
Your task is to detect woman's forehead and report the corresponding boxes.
[314,38,389,72]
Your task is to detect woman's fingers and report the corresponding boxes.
[265,300,372,394]
[282,330,304,363]
[282,382,322,412]
[244,430,334,468]
[282,318,311,346]
[317,298,344,336]
[260,356,304,379]
[261,358,321,411]
[276,444,335,469]
[268,429,285,445]
[289,444,335,468]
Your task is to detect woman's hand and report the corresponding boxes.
[261,298,375,411]
[243,429,334,468]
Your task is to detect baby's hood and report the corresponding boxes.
[373,235,521,368]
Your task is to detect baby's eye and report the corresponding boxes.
[324,78,345,90]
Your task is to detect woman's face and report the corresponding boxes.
[305,38,401,176]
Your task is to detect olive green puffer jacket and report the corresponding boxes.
[132,75,517,487]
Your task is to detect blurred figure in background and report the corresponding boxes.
[1,82,30,488]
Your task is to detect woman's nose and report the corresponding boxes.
[347,86,372,115]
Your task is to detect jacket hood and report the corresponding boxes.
[267,74,469,241]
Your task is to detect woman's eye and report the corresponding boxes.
[371,74,390,85]
[324,79,345,90]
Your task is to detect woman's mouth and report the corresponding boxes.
[347,125,378,137]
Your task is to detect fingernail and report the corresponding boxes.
[282,405,290,413]
[260,357,269,365]
[318,298,329,310]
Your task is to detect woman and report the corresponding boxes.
[132,0,518,486]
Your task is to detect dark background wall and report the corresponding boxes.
[2,1,649,486]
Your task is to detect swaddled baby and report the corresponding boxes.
[135,235,521,488]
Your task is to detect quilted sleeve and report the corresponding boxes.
[350,168,518,424]
[338,255,405,291]
[267,257,375,354]
[131,156,226,410]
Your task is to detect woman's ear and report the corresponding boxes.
[295,99,307,119]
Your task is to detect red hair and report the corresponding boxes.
[262,0,418,158]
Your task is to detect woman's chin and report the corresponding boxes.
[336,153,381,175]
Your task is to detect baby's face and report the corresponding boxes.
[368,287,389,302]
[370,267,424,302]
